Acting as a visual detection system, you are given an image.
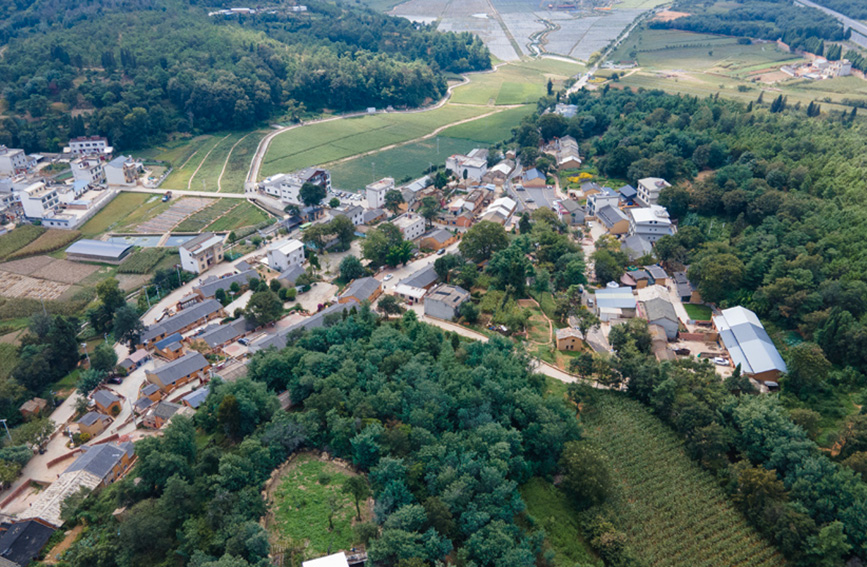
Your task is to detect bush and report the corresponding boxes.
[118,248,167,274]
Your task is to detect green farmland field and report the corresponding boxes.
[440,104,535,143]
[261,104,492,178]
[450,59,582,105]
[581,392,785,567]
[204,202,271,232]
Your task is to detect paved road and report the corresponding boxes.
[795,0,867,48]
[125,187,247,199]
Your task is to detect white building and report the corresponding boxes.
[104,155,138,186]
[65,136,113,157]
[0,146,28,175]
[446,149,487,181]
[586,187,620,216]
[628,205,675,243]
[334,205,364,226]
[258,168,330,205]
[71,157,105,186]
[179,233,226,274]
[636,177,671,207]
[479,196,517,225]
[366,178,394,209]
[267,238,305,272]
[393,213,425,241]
[20,182,59,219]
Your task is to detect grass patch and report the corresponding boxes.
[0,226,46,261]
[54,368,80,391]
[439,105,535,144]
[0,343,20,381]
[581,391,785,567]
[683,303,712,320]
[8,230,80,260]
[520,478,601,567]
[270,454,365,560]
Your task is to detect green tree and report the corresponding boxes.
[329,197,340,208]
[559,441,612,508]
[384,190,405,215]
[385,241,414,267]
[343,476,371,520]
[90,342,118,373]
[459,301,479,323]
[299,182,326,208]
[377,295,404,318]
[419,196,439,228]
[77,369,106,396]
[11,417,54,449]
[340,255,366,282]
[459,221,508,263]
[784,342,831,399]
[113,304,145,348]
[245,290,283,326]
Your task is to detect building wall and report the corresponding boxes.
[180,243,224,274]
[268,243,305,272]
[79,420,107,437]
[105,163,136,186]
[424,298,463,320]
[95,400,121,415]
[397,217,425,240]
[609,219,629,235]
[556,336,581,350]
[649,318,679,340]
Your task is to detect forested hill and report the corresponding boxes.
[0,0,490,153]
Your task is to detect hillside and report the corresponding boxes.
[0,0,490,153]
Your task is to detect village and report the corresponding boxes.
[0,127,788,566]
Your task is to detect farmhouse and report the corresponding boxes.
[393,214,425,241]
[622,234,652,261]
[66,136,112,157]
[424,285,469,320]
[303,553,350,567]
[446,149,487,181]
[334,205,364,226]
[143,401,182,429]
[104,155,139,186]
[71,157,105,186]
[77,411,111,437]
[268,238,305,272]
[339,277,382,304]
[556,199,585,225]
[277,264,306,288]
[420,229,457,251]
[179,233,225,274]
[0,146,30,175]
[365,178,394,209]
[636,177,671,207]
[146,352,210,393]
[22,442,135,527]
[673,271,701,304]
[628,205,675,243]
[139,299,225,347]
[586,186,619,216]
[182,387,209,410]
[637,286,679,339]
[18,397,47,420]
[595,205,629,235]
[20,183,59,220]
[483,160,514,185]
[153,333,184,360]
[362,208,386,225]
[392,265,438,304]
[556,328,584,351]
[190,318,250,352]
[119,349,150,372]
[91,389,121,415]
[553,135,582,170]
[619,184,638,205]
[521,168,546,188]
[194,269,258,299]
[713,306,787,383]
[0,519,56,567]
[593,285,637,321]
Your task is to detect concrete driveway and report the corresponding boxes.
[376,241,460,293]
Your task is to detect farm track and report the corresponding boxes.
[188,134,230,190]
[217,132,253,192]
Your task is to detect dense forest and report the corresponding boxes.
[808,0,867,20]
[56,308,582,567]
[650,0,848,52]
[0,0,490,153]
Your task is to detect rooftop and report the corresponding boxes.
[278,264,306,286]
[182,387,210,409]
[400,265,438,289]
[153,333,183,351]
[77,411,109,427]
[150,352,209,387]
[713,306,787,375]
[269,238,304,256]
[556,327,582,340]
[91,389,120,408]
[194,269,257,298]
[630,205,671,225]
[64,441,134,480]
[594,286,636,310]
[66,239,132,260]
[596,205,628,229]
[180,232,224,254]
[0,520,55,567]
[141,300,223,343]
[303,553,350,567]
[366,178,394,192]
[339,277,381,302]
[426,284,469,306]
[150,401,182,422]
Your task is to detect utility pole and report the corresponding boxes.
[0,419,10,443]
[81,342,90,366]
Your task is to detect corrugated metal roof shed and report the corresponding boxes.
[66,239,132,260]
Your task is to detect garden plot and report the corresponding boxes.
[135,198,213,233]
[0,272,70,300]
[30,259,99,284]
[0,256,54,275]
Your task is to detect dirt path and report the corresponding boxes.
[217,132,253,192]
[42,524,82,563]
[188,134,230,190]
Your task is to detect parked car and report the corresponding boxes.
[713,357,728,366]
[437,248,446,255]
[108,376,123,385]
[383,274,393,281]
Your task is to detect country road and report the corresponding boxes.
[795,0,867,48]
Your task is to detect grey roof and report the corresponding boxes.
[152,401,181,421]
[673,271,694,298]
[142,383,159,396]
[165,341,182,351]
[560,199,583,213]
[641,297,678,324]
[596,205,628,229]
[337,205,363,218]
[196,320,245,348]
[194,270,257,298]
[134,397,153,411]
[400,265,438,289]
[423,229,453,245]
[594,287,636,310]
[180,232,223,253]
[250,299,359,352]
[362,209,385,223]
[77,411,109,427]
[629,269,651,281]
[278,264,306,286]
[64,442,134,480]
[235,260,253,271]
[619,184,638,199]
[714,306,787,375]
[141,299,223,343]
[91,389,120,408]
[151,352,208,387]
[182,387,209,409]
[107,155,130,168]
[644,265,667,280]
[154,333,183,351]
[339,277,380,302]
[0,519,55,567]
[426,285,469,307]
[621,235,652,261]
[66,239,132,260]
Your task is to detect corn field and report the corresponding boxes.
[582,393,786,567]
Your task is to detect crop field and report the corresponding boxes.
[218,131,267,193]
[203,202,271,232]
[0,226,45,261]
[261,104,493,178]
[581,392,784,567]
[117,248,169,274]
[268,454,368,561]
[159,134,229,190]
[80,193,171,237]
[8,230,80,260]
[136,197,212,233]
[440,104,535,143]
[174,199,238,232]
[451,61,581,105]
